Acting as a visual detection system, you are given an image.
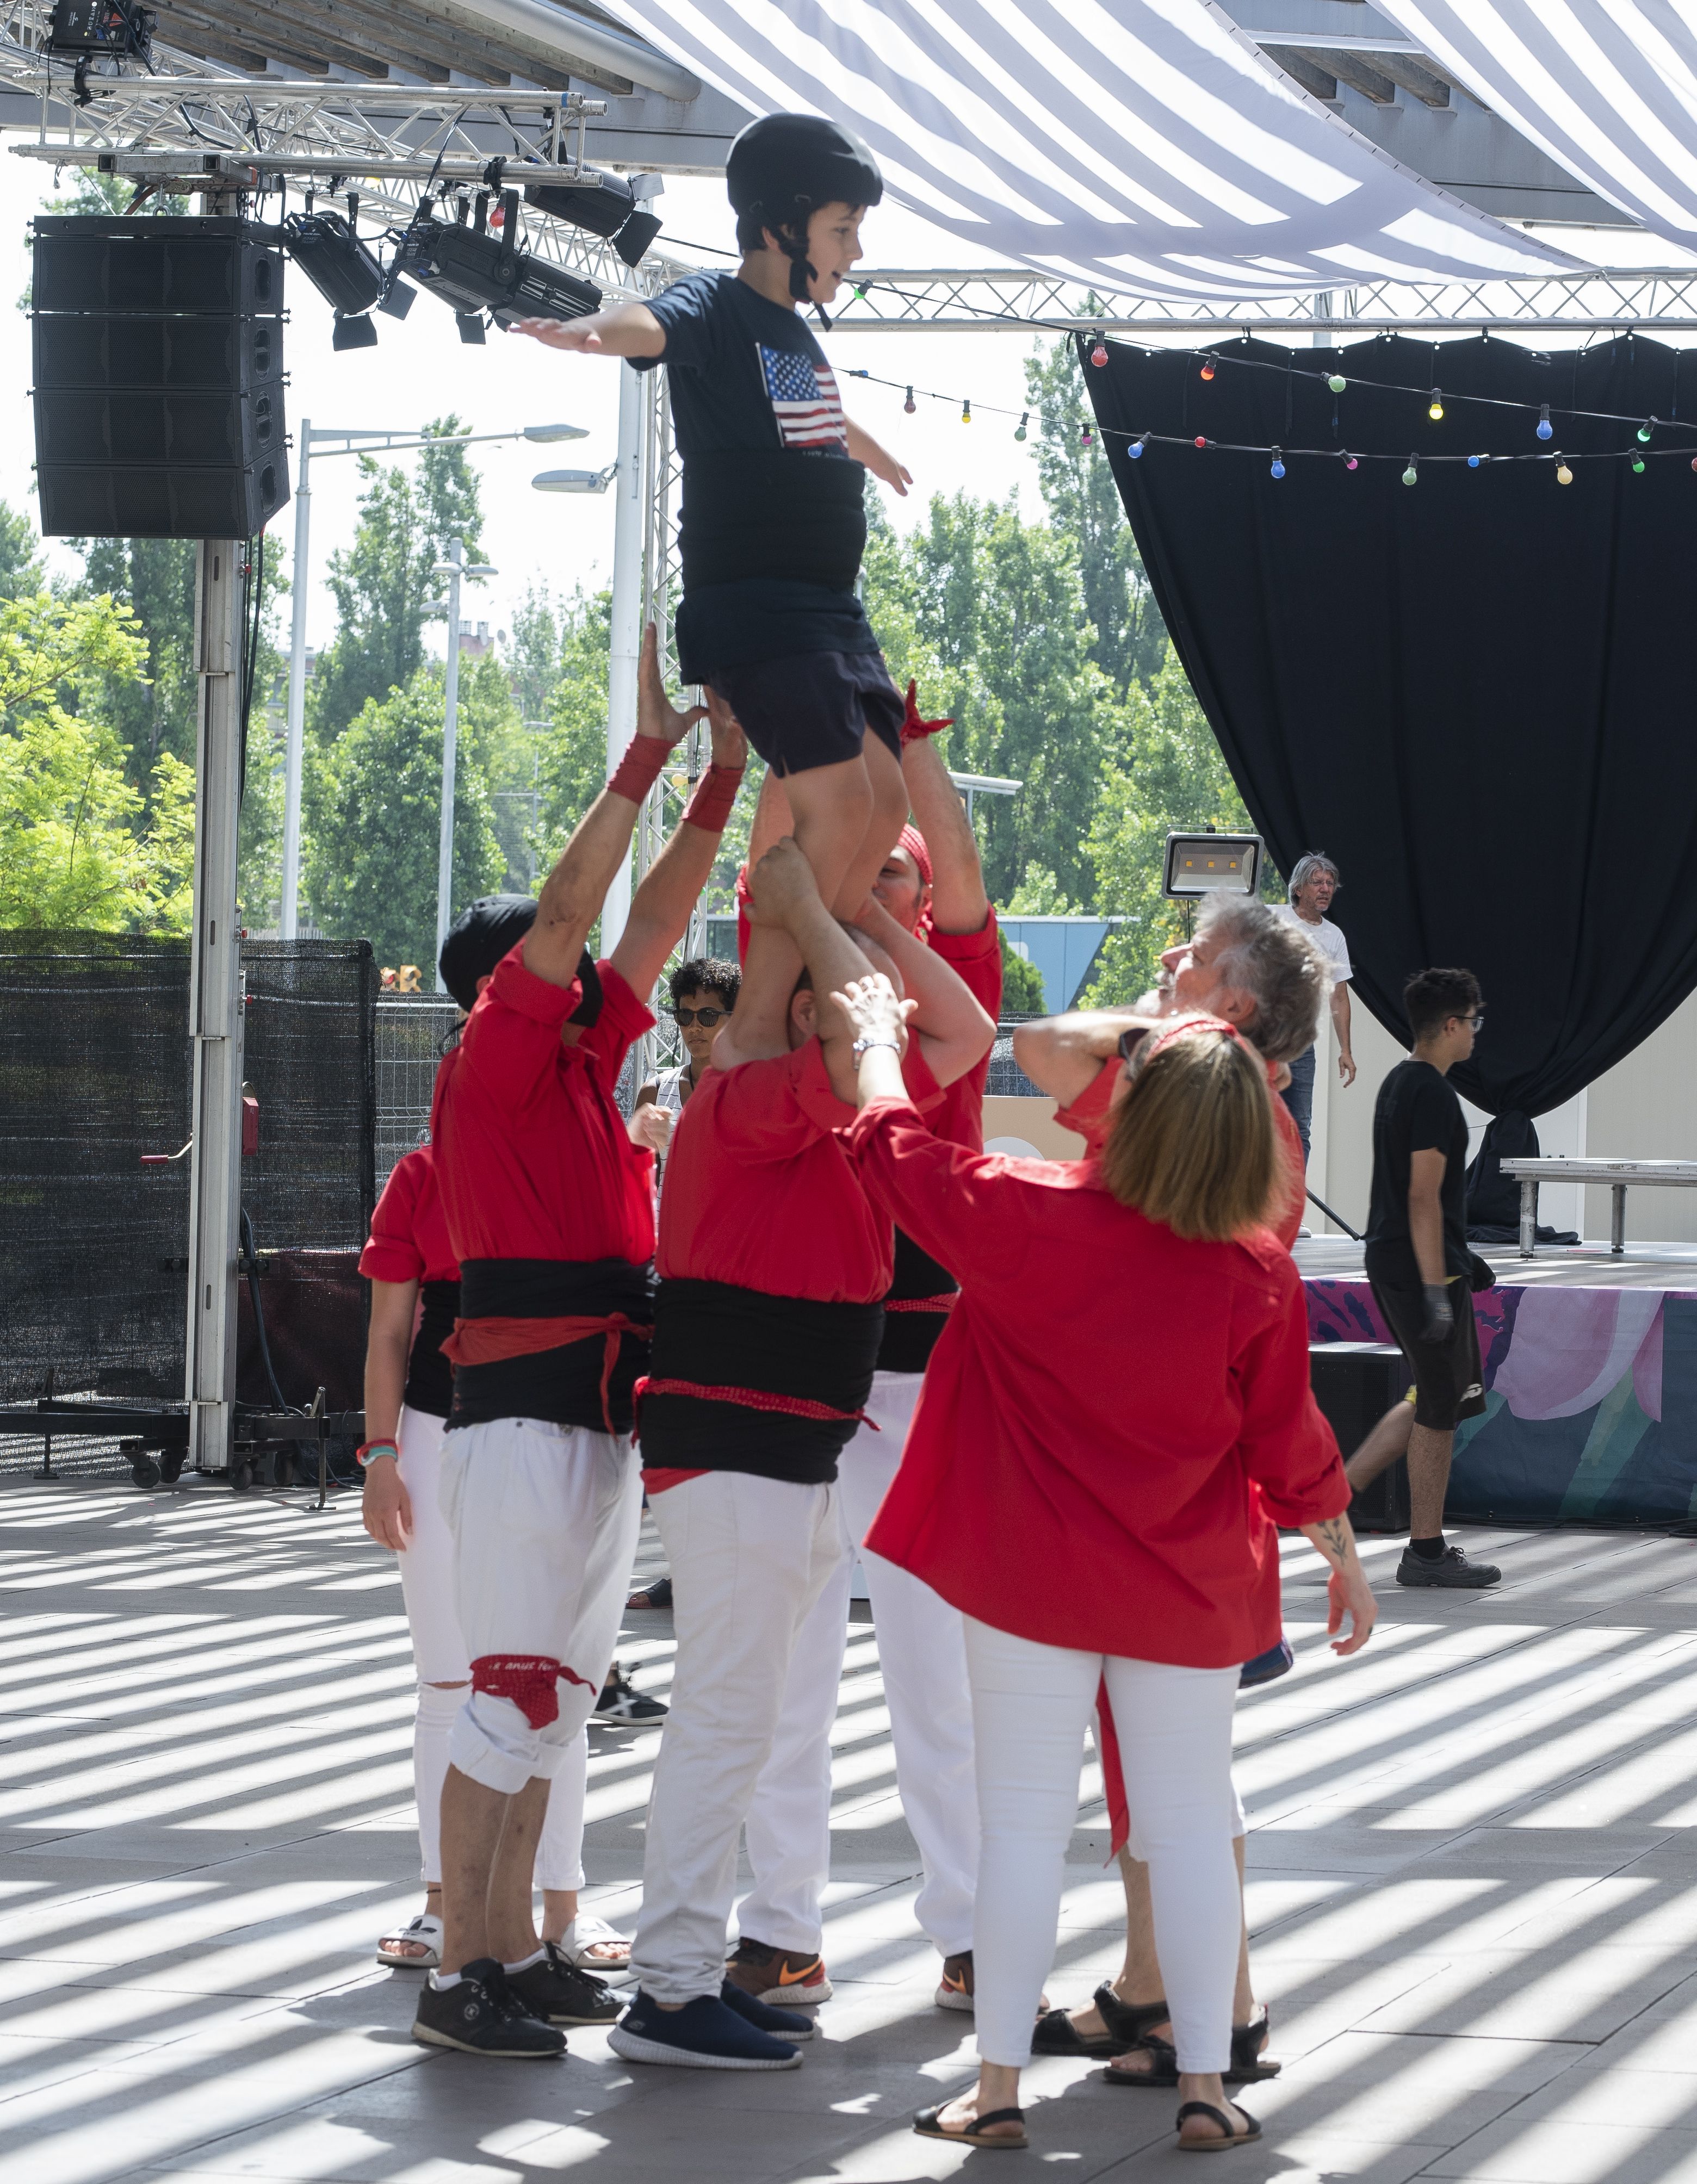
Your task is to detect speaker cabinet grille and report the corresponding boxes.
[31,216,289,538]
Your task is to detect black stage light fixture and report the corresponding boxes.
[397,190,602,329]
[1162,830,1264,900]
[524,167,662,268]
[47,0,154,61]
[279,209,383,344]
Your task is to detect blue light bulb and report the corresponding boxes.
[1128,432,1148,459]
[1537,404,1552,441]
[1270,450,1285,480]
[1468,453,1482,468]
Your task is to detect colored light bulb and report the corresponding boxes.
[903,386,916,414]
[1269,449,1285,480]
[1632,452,1646,473]
[1194,435,1207,449]
[1402,456,1419,485]
[1014,411,1027,441]
[1639,419,1655,443]
[1328,374,1347,393]
[1537,404,1552,440]
[961,399,971,424]
[1081,423,1092,446]
[1128,432,1148,459]
[1467,453,1482,468]
[1090,338,1108,368]
[1345,454,1358,470]
[1556,460,1574,485]
[1200,359,1215,381]
[1429,388,1444,420]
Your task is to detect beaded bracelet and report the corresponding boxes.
[356,1441,399,1470]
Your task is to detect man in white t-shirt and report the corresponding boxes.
[1274,852,1355,1162]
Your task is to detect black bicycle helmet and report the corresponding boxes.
[727,113,883,306]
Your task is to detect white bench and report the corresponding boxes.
[1499,1156,1697,1257]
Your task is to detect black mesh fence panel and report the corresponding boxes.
[240,940,376,1252]
[0,934,192,1408]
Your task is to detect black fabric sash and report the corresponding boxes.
[448,1258,655,1436]
[679,449,866,592]
[403,1278,460,1422]
[641,1277,884,1485]
[876,1228,959,1376]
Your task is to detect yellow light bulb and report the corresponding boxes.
[1428,392,1444,420]
[1556,460,1574,485]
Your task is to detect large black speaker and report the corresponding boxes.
[31,216,289,539]
[1310,1340,1414,1532]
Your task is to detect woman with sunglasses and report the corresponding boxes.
[833,982,1377,2156]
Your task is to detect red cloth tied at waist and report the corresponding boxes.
[632,1375,878,1434]
[469,1653,596,1730]
[444,1312,650,1437]
[884,1293,957,1314]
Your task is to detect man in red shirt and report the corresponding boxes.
[610,836,994,2072]
[730,713,1004,2017]
[1012,891,1327,2083]
[411,631,747,2062]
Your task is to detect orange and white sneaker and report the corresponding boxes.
[936,1951,975,2013]
[724,1939,833,2008]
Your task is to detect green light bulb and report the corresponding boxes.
[1402,462,1419,486]
[1632,453,1646,473]
[1328,374,1346,393]
[1638,421,1654,443]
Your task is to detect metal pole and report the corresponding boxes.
[434,538,464,991]
[280,417,310,936]
[603,361,646,957]
[184,537,247,1476]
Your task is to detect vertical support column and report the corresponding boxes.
[280,420,311,938]
[433,538,465,989]
[185,538,247,1475]
[603,359,647,958]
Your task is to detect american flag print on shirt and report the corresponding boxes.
[758,343,848,452]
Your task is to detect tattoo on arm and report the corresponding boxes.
[1314,1516,1355,1566]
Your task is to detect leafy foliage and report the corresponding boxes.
[997,932,1048,1014]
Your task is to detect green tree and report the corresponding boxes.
[0,500,44,601]
[0,591,196,929]
[998,933,1048,1013]
[76,535,197,779]
[1082,645,1262,1004]
[533,586,615,871]
[308,417,488,741]
[302,661,505,971]
[1025,335,1167,694]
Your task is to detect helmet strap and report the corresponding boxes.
[775,203,832,329]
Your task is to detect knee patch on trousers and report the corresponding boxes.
[470,1654,594,1729]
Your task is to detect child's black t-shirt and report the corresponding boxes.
[634,271,876,677]
[1364,1059,1471,1288]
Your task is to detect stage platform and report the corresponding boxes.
[1297,1236,1697,1529]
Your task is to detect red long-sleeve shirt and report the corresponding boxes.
[850,1098,1347,1666]
[360,1146,458,1287]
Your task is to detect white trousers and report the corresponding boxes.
[740,1370,979,1958]
[633,1470,849,2005]
[397,1407,591,1884]
[965,1618,1240,2074]
[438,1417,642,1798]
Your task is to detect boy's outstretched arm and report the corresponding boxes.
[511,300,666,357]
[845,415,912,498]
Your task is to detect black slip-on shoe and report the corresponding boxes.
[504,1943,621,2027]
[1396,1544,1502,1589]
[412,1959,566,2057]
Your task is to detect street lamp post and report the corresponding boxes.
[279,418,586,936]
[433,537,499,989]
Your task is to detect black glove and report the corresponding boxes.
[1467,1250,1496,1295]
[1421,1284,1454,1342]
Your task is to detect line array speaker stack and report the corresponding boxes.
[31,216,290,538]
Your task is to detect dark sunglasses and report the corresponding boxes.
[668,1004,731,1028]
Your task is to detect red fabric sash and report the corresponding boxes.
[632,1374,877,1434]
[444,1312,650,1437]
[470,1653,596,1730]
[884,1293,957,1314]
[1096,1680,1130,1859]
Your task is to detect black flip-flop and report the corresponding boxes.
[1227,2003,1280,2084]
[914,2104,1028,2150]
[1033,1986,1170,2059]
[1176,2100,1261,2152]
[1103,2030,1179,2087]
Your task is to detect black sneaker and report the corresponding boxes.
[1396,1544,1502,1589]
[593,1662,668,1723]
[608,1988,802,2070]
[412,1958,566,2057]
[720,1977,815,2040]
[1239,1639,1295,1689]
[504,1943,621,2026]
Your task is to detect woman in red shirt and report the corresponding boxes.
[836,983,1378,2156]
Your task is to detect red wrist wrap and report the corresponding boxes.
[683,762,744,833]
[608,736,670,804]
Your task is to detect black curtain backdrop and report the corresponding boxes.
[1086,331,1697,1116]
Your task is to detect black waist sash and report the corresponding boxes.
[404,1278,460,1420]
[641,1276,884,1485]
[678,450,866,592]
[876,1228,959,1376]
[447,1258,655,1436]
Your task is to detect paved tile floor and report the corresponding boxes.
[4,1482,1697,2181]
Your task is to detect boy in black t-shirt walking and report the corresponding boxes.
[1352,968,1501,1590]
[515,113,912,951]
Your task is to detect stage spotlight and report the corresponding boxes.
[331,312,377,351]
[398,189,602,330]
[282,210,383,318]
[524,169,662,268]
[47,0,153,63]
[1162,830,1264,900]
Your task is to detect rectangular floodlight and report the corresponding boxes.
[1163,832,1263,899]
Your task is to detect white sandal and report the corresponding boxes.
[376,1912,443,1970]
[556,1912,631,1970]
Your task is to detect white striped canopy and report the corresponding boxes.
[602,0,1577,297]
[1376,2,1697,249]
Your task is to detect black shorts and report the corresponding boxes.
[705,649,905,777]
[1370,1276,1487,1432]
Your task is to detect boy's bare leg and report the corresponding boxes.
[1344,1398,1415,1493]
[827,731,909,919]
[1072,1840,1254,2064]
[781,753,876,915]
